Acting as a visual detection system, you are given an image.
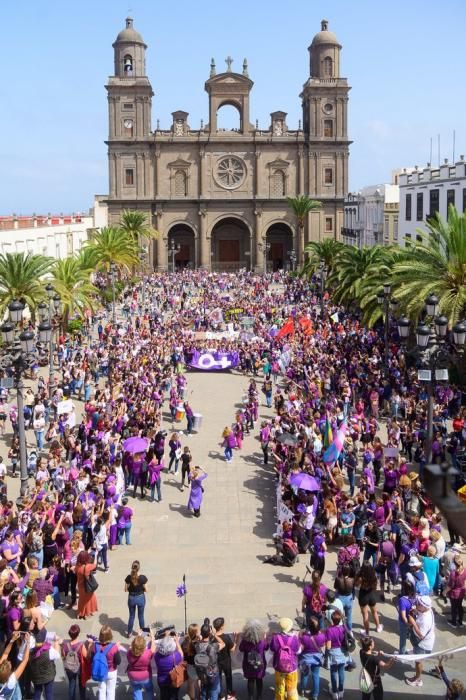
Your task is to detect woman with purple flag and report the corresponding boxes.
[187,466,207,518]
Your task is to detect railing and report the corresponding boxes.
[210,261,250,272]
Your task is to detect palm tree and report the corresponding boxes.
[391,206,466,325]
[327,245,387,306]
[76,246,99,273]
[301,238,344,277]
[0,252,52,317]
[119,210,158,249]
[85,226,140,273]
[50,257,98,331]
[287,195,322,268]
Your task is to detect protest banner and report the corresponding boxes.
[57,399,73,415]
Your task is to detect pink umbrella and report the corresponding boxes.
[123,436,149,454]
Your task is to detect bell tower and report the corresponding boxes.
[106,17,153,142]
[301,19,351,203]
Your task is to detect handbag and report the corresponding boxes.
[359,664,374,694]
[83,567,99,594]
[341,625,356,654]
[169,655,187,688]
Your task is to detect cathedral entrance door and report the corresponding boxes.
[210,217,251,272]
[219,239,240,262]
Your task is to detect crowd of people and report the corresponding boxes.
[0,269,463,699]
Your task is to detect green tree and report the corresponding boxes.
[356,246,401,327]
[119,209,158,249]
[85,226,140,273]
[50,257,98,331]
[301,238,344,277]
[391,205,466,325]
[328,245,388,306]
[287,196,322,267]
[0,252,52,317]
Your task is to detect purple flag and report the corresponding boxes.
[189,350,239,371]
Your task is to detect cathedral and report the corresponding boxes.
[105,18,351,271]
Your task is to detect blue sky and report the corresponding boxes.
[1,0,465,213]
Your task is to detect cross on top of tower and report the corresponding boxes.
[225,56,233,72]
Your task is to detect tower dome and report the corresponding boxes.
[114,17,146,46]
[311,19,341,48]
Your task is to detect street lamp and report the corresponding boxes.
[110,263,117,325]
[318,259,327,318]
[38,287,61,399]
[397,298,465,465]
[288,250,297,272]
[140,249,148,308]
[168,241,181,274]
[377,283,398,372]
[0,300,49,496]
[263,241,271,275]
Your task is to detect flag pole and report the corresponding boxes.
[183,574,187,633]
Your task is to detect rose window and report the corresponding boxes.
[215,156,246,189]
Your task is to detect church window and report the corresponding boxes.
[123,55,133,76]
[125,169,134,186]
[271,170,286,197]
[324,168,333,185]
[325,217,333,232]
[174,170,187,197]
[323,120,333,137]
[323,57,333,78]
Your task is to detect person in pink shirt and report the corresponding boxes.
[127,631,156,699]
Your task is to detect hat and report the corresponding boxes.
[416,595,432,608]
[408,471,419,481]
[408,556,422,568]
[278,617,293,634]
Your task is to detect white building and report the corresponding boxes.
[342,183,399,247]
[0,197,108,259]
[398,156,466,246]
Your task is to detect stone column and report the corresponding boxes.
[108,97,116,139]
[255,150,261,198]
[254,206,263,273]
[308,151,317,197]
[154,145,161,197]
[135,154,142,199]
[109,153,117,198]
[199,208,209,268]
[199,147,205,198]
[155,208,167,271]
[298,146,304,195]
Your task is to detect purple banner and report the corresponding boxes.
[188,350,240,371]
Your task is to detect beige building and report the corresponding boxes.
[105,18,351,271]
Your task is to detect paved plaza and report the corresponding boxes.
[2,364,463,698]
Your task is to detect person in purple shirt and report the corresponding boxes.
[117,498,134,545]
[325,610,347,699]
[187,467,207,518]
[269,618,300,699]
[154,633,184,700]
[238,619,269,700]
[397,580,415,654]
[298,617,325,700]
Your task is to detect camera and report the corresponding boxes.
[148,624,176,639]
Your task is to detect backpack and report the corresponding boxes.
[247,649,263,671]
[310,590,324,614]
[63,642,82,675]
[91,643,114,682]
[275,636,295,673]
[413,570,430,596]
[194,643,216,683]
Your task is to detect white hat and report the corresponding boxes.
[416,595,432,608]
[409,556,422,568]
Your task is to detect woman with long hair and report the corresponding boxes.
[64,530,84,610]
[74,550,98,620]
[238,619,269,700]
[356,562,383,635]
[298,616,325,700]
[187,467,207,518]
[359,635,394,699]
[127,631,156,700]
[302,570,328,629]
[181,623,200,700]
[124,561,148,637]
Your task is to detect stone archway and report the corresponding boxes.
[210,217,251,272]
[264,222,294,271]
[167,224,196,271]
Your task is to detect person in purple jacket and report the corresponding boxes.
[187,467,207,518]
[154,632,184,700]
[117,498,134,545]
[238,619,269,700]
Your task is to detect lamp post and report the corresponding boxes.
[168,241,181,274]
[263,241,271,275]
[376,283,398,373]
[397,296,465,465]
[318,259,327,318]
[0,299,51,496]
[140,249,148,309]
[38,286,62,400]
[110,263,117,325]
[288,250,297,272]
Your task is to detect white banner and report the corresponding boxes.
[384,644,466,664]
[57,399,73,415]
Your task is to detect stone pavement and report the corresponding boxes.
[1,368,464,697]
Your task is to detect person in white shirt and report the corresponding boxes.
[0,631,31,698]
[405,595,435,687]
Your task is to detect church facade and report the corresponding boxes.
[105,18,351,271]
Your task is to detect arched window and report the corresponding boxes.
[323,56,333,78]
[216,104,241,132]
[271,170,286,197]
[174,170,187,197]
[123,54,133,76]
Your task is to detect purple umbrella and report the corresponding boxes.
[289,472,320,492]
[123,436,149,454]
